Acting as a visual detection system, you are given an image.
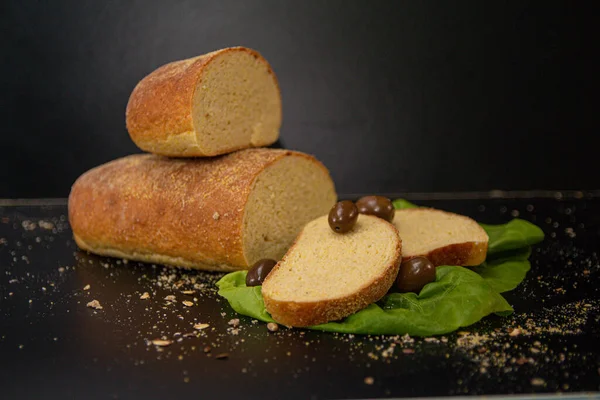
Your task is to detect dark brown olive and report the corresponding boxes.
[395,257,436,293]
[246,259,277,287]
[355,196,395,222]
[328,200,359,233]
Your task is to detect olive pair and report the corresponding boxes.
[328,196,395,233]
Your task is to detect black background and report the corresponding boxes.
[1,0,595,198]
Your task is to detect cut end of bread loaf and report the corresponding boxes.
[192,48,281,156]
[126,47,281,157]
[392,208,488,267]
[242,155,337,267]
[262,215,402,327]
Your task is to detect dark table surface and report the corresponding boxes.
[1,192,599,400]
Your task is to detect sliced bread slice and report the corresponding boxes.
[262,214,402,327]
[392,208,488,267]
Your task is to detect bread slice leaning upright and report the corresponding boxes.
[392,208,488,267]
[262,214,402,327]
[126,46,281,157]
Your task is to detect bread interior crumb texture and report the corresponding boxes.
[393,209,488,256]
[192,50,281,155]
[263,215,399,302]
[242,157,337,266]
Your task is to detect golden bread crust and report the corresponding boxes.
[125,47,280,157]
[394,208,489,267]
[404,241,488,267]
[68,149,328,271]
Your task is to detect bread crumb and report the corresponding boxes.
[140,292,150,300]
[194,323,209,330]
[151,339,172,347]
[364,376,374,385]
[267,322,279,332]
[509,328,521,337]
[38,220,54,230]
[182,300,194,307]
[22,220,37,231]
[228,318,240,327]
[531,378,545,386]
[213,212,220,220]
[86,300,103,310]
[83,284,91,291]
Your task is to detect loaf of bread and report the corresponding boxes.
[68,149,336,271]
[126,47,282,157]
[392,208,488,267]
[262,214,402,327]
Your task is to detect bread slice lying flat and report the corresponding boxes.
[392,208,488,267]
[126,47,281,157]
[262,215,402,327]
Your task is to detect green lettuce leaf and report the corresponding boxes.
[216,199,545,336]
[472,247,531,293]
[481,221,544,255]
[216,266,512,335]
[217,271,274,323]
[300,265,513,335]
[392,198,419,209]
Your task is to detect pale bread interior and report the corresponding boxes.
[262,215,399,302]
[192,50,281,155]
[392,209,488,257]
[242,156,337,266]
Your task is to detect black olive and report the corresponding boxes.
[246,259,277,287]
[395,257,436,293]
[328,201,359,233]
[355,196,395,222]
